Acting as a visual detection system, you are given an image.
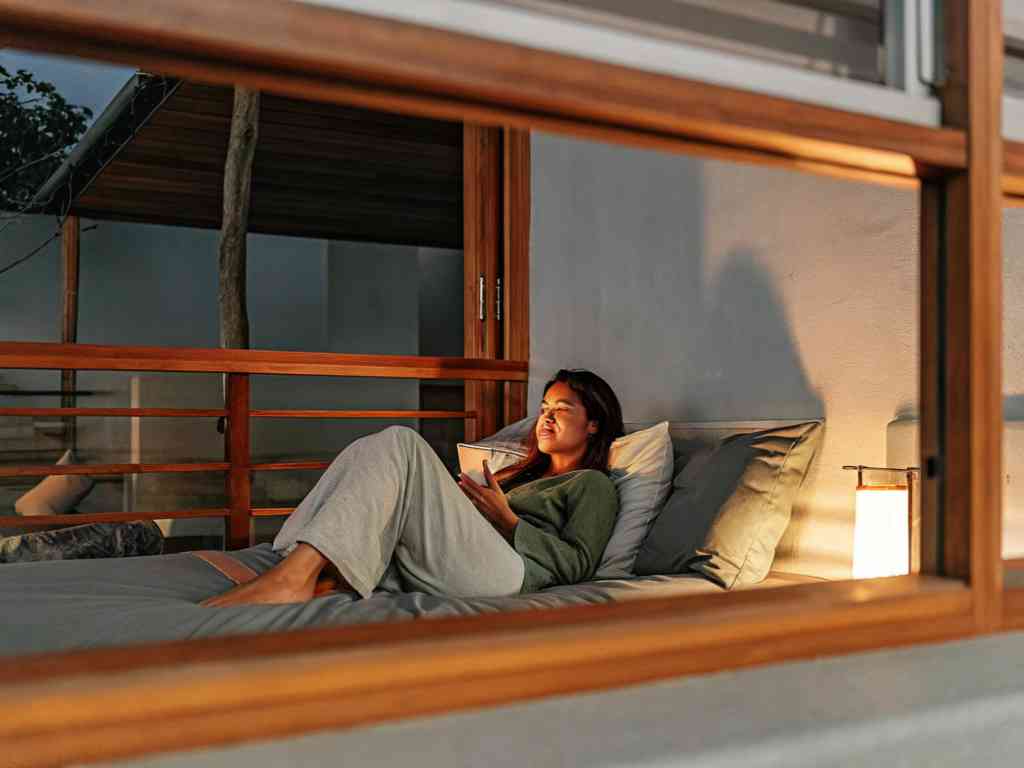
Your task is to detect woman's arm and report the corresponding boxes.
[512,472,618,591]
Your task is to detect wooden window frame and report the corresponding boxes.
[0,1,1009,765]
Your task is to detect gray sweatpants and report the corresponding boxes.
[273,425,525,599]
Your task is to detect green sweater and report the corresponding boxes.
[506,469,619,593]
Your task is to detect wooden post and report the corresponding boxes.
[464,125,503,441]
[225,373,251,550]
[219,87,259,548]
[60,215,80,452]
[927,1,1004,629]
[503,128,530,425]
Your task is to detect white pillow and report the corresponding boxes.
[14,449,95,516]
[472,419,675,579]
[597,421,674,578]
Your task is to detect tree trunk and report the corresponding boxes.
[60,215,80,452]
[218,87,259,350]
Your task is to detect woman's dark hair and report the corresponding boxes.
[496,368,624,490]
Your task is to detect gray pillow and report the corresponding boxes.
[634,421,823,588]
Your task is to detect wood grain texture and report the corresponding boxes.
[1,577,971,768]
[68,82,463,247]
[0,509,229,530]
[503,128,530,425]
[934,1,1004,630]
[1003,138,1024,195]
[1003,588,1024,628]
[463,125,504,441]
[0,342,528,381]
[249,507,294,517]
[249,460,331,472]
[0,0,966,182]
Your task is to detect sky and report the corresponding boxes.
[0,48,134,124]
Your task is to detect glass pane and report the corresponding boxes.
[1006,0,1024,97]
[1004,205,1024,569]
[493,0,887,84]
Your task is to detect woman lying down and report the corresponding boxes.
[202,368,623,607]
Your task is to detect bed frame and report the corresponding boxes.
[0,2,1014,766]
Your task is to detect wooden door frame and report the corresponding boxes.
[0,2,1008,765]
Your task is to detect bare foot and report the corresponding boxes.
[200,543,330,607]
[200,568,317,607]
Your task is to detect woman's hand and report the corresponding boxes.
[458,460,519,540]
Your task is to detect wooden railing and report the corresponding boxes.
[0,342,528,549]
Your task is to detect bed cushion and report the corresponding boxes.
[14,449,95,516]
[634,421,822,588]
[596,421,674,578]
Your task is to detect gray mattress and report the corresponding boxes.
[0,545,783,657]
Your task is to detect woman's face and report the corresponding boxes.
[535,381,598,456]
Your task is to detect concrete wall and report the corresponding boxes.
[530,132,918,578]
[103,630,1024,768]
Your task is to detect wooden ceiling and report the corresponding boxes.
[68,82,464,248]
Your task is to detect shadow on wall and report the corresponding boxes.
[530,133,823,422]
[694,249,824,421]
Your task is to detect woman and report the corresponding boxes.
[202,369,623,607]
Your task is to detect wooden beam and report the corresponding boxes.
[0,0,967,181]
[503,128,531,425]
[0,342,529,381]
[932,0,1004,630]
[60,215,79,452]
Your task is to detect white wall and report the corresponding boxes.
[530,132,918,578]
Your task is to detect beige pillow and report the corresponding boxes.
[14,450,95,516]
[635,421,823,588]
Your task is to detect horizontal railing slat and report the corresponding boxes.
[0,408,226,417]
[0,508,229,529]
[0,462,230,478]
[251,507,295,517]
[250,409,476,419]
[0,342,528,381]
[250,461,331,472]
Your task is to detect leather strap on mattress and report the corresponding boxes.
[192,550,258,585]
